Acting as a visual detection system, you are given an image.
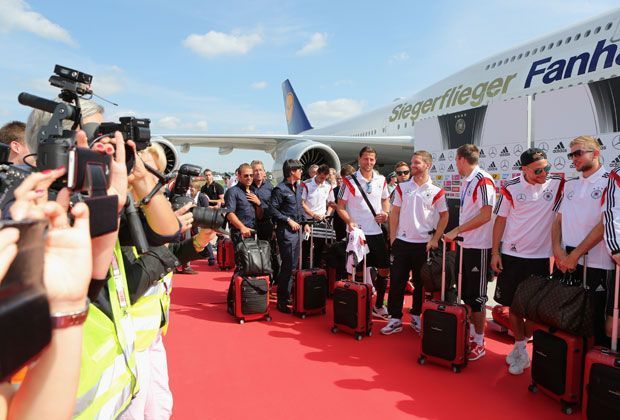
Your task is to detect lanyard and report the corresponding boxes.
[111,255,129,309]
[460,179,473,207]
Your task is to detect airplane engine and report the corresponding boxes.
[151,137,179,175]
[272,140,340,180]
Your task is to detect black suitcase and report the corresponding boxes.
[227,274,271,324]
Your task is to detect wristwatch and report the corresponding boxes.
[50,299,90,329]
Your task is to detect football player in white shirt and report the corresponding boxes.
[491,148,563,375]
[445,144,496,361]
[552,135,614,346]
[337,146,391,319]
[301,164,335,268]
[603,165,620,343]
[381,151,449,335]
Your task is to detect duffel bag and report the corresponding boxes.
[511,274,553,322]
[536,271,594,336]
[419,248,456,293]
[235,237,273,276]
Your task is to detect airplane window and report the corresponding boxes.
[504,58,509,64]
[540,45,545,52]
[498,60,502,66]
[511,56,515,62]
[518,53,523,59]
[491,62,496,68]
[557,40,562,46]
[485,64,490,70]
[594,26,601,34]
[575,33,581,41]
[585,30,591,37]
[533,48,538,54]
[548,43,553,49]
[605,22,612,30]
[525,50,530,57]
[566,36,571,43]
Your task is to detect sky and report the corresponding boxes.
[0,0,617,172]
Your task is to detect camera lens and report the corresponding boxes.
[191,207,228,230]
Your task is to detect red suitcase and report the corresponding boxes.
[293,228,327,318]
[326,267,342,297]
[331,253,374,340]
[217,237,235,271]
[529,257,594,414]
[226,274,271,324]
[582,268,620,419]
[418,237,469,373]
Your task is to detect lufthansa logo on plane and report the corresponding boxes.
[285,92,294,123]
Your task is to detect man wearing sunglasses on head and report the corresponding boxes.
[224,163,262,247]
[491,148,564,375]
[552,135,614,346]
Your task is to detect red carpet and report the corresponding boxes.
[166,261,569,420]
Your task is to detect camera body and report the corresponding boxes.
[91,117,151,174]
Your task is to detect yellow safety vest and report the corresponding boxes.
[74,242,138,419]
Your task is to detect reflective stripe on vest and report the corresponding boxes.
[160,272,173,335]
[74,242,138,419]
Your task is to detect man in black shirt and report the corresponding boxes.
[224,163,262,246]
[200,169,225,207]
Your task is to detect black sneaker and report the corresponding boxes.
[277,302,292,314]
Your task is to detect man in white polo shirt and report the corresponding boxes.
[552,135,614,347]
[302,164,335,267]
[337,146,391,319]
[445,144,496,361]
[491,148,564,375]
[381,150,449,335]
[603,163,620,344]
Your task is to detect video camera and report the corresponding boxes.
[169,163,229,231]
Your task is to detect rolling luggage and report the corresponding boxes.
[227,274,271,324]
[217,237,235,271]
[528,256,594,414]
[418,237,469,373]
[293,228,327,318]
[331,253,373,340]
[582,267,620,419]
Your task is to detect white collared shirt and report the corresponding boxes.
[338,170,390,235]
[392,178,447,243]
[302,176,335,218]
[459,166,496,249]
[559,165,613,270]
[495,173,564,258]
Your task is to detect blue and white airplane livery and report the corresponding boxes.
[161,8,620,179]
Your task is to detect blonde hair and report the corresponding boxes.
[142,143,167,172]
[413,150,433,165]
[570,135,600,151]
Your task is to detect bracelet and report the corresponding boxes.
[50,299,90,329]
[491,251,501,256]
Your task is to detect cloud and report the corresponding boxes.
[306,98,364,125]
[0,0,77,46]
[250,81,267,90]
[183,30,263,58]
[93,66,126,96]
[296,32,327,56]
[158,116,181,129]
[188,120,208,131]
[390,52,410,63]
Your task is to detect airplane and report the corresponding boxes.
[159,8,620,180]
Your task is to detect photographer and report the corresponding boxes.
[1,170,92,420]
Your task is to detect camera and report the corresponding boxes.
[169,163,229,230]
[0,143,31,210]
[86,116,151,173]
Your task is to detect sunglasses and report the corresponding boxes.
[567,149,594,159]
[529,164,551,175]
[365,181,372,194]
[241,174,254,178]
[396,170,410,176]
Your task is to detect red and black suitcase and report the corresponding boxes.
[418,237,469,373]
[582,267,620,419]
[293,228,327,318]
[331,253,373,340]
[226,274,271,324]
[217,237,235,271]
[528,257,594,415]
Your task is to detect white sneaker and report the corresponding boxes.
[381,318,403,335]
[410,317,421,334]
[508,349,531,375]
[506,346,520,365]
[372,306,389,320]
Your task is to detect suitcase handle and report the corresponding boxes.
[440,236,463,302]
[613,266,619,352]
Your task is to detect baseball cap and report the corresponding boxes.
[520,148,547,166]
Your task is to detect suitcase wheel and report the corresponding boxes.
[265,315,272,322]
[355,333,362,341]
[300,313,306,319]
[451,364,461,374]
[238,319,245,325]
[417,356,426,365]
[331,326,338,334]
[528,384,537,394]
[560,402,573,415]
[367,331,372,337]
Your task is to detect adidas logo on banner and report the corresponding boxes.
[512,160,522,170]
[553,142,567,153]
[610,155,620,168]
[430,165,437,173]
[447,164,455,172]
[438,153,445,161]
[500,146,510,157]
[488,161,497,171]
[598,138,606,150]
[479,149,486,158]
